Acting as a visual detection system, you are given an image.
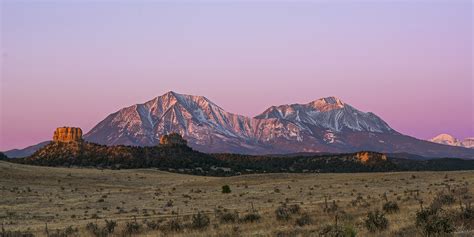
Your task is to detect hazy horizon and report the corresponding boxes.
[1,0,473,150]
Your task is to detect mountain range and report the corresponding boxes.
[3,91,473,159]
[430,134,474,149]
[82,91,472,158]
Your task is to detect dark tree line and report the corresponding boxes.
[5,141,473,176]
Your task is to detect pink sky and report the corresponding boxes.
[1,1,472,150]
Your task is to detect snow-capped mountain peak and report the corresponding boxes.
[85,91,256,151]
[429,134,474,149]
[83,92,474,158]
[309,96,345,112]
[255,97,393,133]
[430,134,458,145]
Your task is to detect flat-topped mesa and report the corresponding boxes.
[53,127,83,142]
[159,133,187,146]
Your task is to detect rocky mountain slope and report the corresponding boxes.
[83,91,474,158]
[429,134,474,149]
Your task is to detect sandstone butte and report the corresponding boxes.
[355,151,387,164]
[53,127,83,142]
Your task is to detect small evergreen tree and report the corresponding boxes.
[222,185,231,194]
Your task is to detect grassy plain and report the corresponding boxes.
[0,161,472,236]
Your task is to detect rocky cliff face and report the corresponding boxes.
[53,127,83,142]
[354,151,387,164]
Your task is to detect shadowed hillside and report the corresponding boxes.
[9,134,474,176]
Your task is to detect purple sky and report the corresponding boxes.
[1,0,473,150]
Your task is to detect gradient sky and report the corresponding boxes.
[1,0,473,150]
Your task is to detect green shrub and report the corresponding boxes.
[222,185,231,194]
[364,210,389,232]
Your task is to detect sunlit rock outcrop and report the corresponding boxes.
[354,151,387,164]
[53,127,83,142]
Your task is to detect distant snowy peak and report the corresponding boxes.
[430,134,474,148]
[85,91,257,147]
[430,134,458,145]
[462,138,474,148]
[255,96,394,133]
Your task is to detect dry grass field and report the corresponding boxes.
[1,160,473,236]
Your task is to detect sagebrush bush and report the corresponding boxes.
[364,210,389,232]
[460,206,474,220]
[274,203,303,222]
[104,219,116,233]
[123,221,142,235]
[240,212,261,223]
[192,211,210,229]
[383,201,400,214]
[64,226,78,235]
[390,225,418,237]
[48,226,78,237]
[86,223,108,237]
[288,204,301,214]
[1,230,34,237]
[416,208,454,236]
[431,192,456,209]
[275,206,291,221]
[85,222,98,233]
[295,213,312,226]
[85,222,108,237]
[219,211,239,223]
[145,220,160,230]
[319,224,357,237]
[164,218,182,232]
